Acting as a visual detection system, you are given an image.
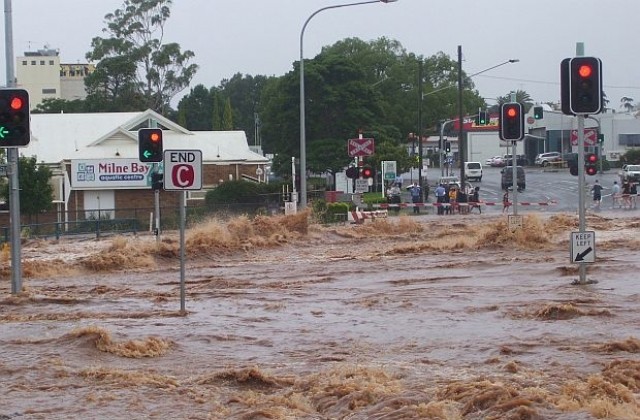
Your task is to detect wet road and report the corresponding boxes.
[1,213,639,419]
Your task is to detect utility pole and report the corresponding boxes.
[4,0,23,294]
[457,46,465,185]
[417,60,423,200]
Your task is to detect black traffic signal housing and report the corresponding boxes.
[533,106,544,120]
[346,166,359,179]
[560,58,573,116]
[361,166,374,179]
[151,172,164,191]
[138,128,163,162]
[478,110,488,125]
[585,153,598,176]
[569,159,579,176]
[499,102,524,141]
[0,88,30,147]
[445,141,451,153]
[569,57,603,115]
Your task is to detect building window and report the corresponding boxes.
[31,61,36,65]
[21,60,27,66]
[42,88,56,95]
[40,60,45,65]
[49,60,54,65]
[619,134,640,147]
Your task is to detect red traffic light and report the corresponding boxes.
[586,153,597,164]
[0,88,30,147]
[10,96,24,110]
[361,166,374,179]
[150,132,161,142]
[578,64,593,78]
[499,102,524,141]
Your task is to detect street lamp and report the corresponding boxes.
[457,53,519,184]
[421,59,519,176]
[299,0,398,209]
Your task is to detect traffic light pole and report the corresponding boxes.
[4,0,23,294]
[577,114,587,285]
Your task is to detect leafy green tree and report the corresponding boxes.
[33,98,87,114]
[218,73,271,143]
[212,91,223,130]
[85,0,198,114]
[222,97,234,130]
[175,84,213,130]
[1,156,53,221]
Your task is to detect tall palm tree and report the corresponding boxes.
[620,96,635,112]
[489,90,534,113]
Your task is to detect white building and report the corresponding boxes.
[15,47,95,109]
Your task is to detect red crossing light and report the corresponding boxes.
[585,153,598,176]
[361,166,374,179]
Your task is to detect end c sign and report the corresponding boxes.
[163,149,203,191]
[172,164,195,188]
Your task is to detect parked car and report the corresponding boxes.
[437,176,461,188]
[534,152,562,166]
[485,156,504,166]
[504,154,529,166]
[464,161,483,181]
[501,166,526,191]
[620,164,640,182]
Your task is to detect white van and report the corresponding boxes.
[464,162,483,181]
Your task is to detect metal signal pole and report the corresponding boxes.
[4,0,23,294]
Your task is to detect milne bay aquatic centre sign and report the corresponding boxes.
[71,159,157,189]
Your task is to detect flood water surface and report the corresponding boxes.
[1,212,639,419]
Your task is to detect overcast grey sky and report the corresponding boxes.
[3,0,639,109]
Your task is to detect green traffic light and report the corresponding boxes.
[0,126,9,139]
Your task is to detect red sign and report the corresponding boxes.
[570,129,597,146]
[348,138,375,157]
[171,164,196,188]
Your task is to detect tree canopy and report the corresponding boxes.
[85,0,198,114]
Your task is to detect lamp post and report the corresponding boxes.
[421,58,519,178]
[299,0,398,209]
[457,52,519,185]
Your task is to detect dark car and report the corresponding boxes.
[501,166,526,191]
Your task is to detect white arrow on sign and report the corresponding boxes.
[570,231,595,263]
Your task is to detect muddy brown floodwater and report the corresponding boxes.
[1,211,639,419]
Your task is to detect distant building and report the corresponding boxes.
[0,109,270,227]
[15,47,95,109]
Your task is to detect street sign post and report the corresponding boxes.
[570,231,595,264]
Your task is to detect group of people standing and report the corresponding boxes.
[591,179,638,210]
[387,181,480,215]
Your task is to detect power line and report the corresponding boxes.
[476,74,640,91]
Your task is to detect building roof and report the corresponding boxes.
[24,109,268,165]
